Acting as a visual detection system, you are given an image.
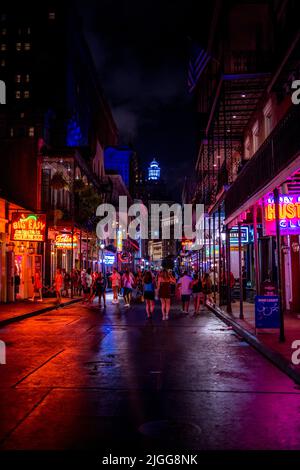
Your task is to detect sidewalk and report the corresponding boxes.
[207,297,300,384]
[0,296,82,328]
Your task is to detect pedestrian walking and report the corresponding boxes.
[111,267,121,304]
[143,270,155,318]
[82,268,92,302]
[157,269,176,320]
[202,272,213,303]
[63,269,71,298]
[54,268,63,307]
[177,271,193,314]
[190,273,204,314]
[122,269,135,307]
[95,272,107,308]
[135,269,144,302]
[30,269,43,302]
[71,269,80,296]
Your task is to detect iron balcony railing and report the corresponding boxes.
[225,103,300,218]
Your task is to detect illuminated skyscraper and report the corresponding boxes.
[148,158,160,181]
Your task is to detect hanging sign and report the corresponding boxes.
[229,226,249,245]
[11,213,46,242]
[118,252,132,263]
[116,229,123,252]
[264,195,300,235]
[55,233,78,249]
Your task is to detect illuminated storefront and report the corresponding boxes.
[48,229,80,283]
[2,210,46,302]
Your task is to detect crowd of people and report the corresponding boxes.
[30,265,221,318]
[50,266,217,318]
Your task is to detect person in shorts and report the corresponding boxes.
[95,272,107,308]
[190,273,204,314]
[143,270,155,318]
[122,269,135,307]
[111,267,121,304]
[177,271,193,314]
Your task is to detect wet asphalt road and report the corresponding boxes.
[1,295,300,451]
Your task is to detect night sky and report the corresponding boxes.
[77,0,212,201]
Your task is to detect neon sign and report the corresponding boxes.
[229,226,249,245]
[11,213,46,242]
[117,229,123,252]
[264,195,300,235]
[99,254,115,265]
[55,234,78,249]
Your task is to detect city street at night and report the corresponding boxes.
[2,0,300,463]
[1,298,300,452]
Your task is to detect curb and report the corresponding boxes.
[206,301,300,386]
[0,298,83,328]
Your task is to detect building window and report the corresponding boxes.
[25,74,30,82]
[10,128,14,137]
[1,14,7,22]
[1,28,6,35]
[20,112,25,118]
[1,43,6,51]
[1,59,5,67]
[24,42,31,51]
[15,90,21,99]
[15,74,21,83]
[48,11,56,20]
[28,127,34,137]
[16,42,21,51]
[27,27,31,35]
[24,90,30,99]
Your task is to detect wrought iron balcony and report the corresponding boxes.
[225,104,300,218]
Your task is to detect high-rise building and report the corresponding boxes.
[148,158,160,181]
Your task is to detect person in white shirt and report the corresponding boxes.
[177,271,193,314]
[111,267,121,304]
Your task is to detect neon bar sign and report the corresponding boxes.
[265,195,300,235]
[11,213,46,242]
[55,234,78,249]
[229,226,249,245]
[99,254,115,265]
